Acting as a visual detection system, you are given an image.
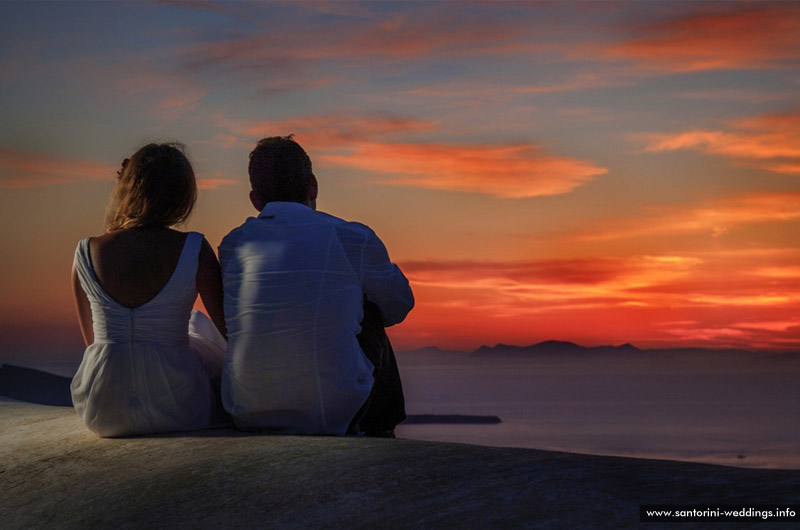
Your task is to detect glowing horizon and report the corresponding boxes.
[2,1,800,357]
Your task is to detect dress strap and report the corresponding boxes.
[73,238,107,301]
[182,232,204,262]
[163,231,204,294]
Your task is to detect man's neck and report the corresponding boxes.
[266,199,315,210]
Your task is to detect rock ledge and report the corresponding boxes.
[2,398,798,529]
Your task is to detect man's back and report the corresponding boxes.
[219,201,413,434]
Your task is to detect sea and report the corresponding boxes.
[4,346,799,469]
[394,348,800,470]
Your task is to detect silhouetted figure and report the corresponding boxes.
[70,143,227,437]
[220,136,413,436]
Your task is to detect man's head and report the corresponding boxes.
[248,135,317,211]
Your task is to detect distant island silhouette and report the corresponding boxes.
[401,340,798,358]
[3,341,795,408]
[471,340,641,356]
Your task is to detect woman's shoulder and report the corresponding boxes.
[85,231,114,246]
[85,231,129,257]
[167,228,206,242]
[76,233,104,256]
[172,230,208,253]
[86,228,200,264]
[91,227,198,244]
[167,228,202,236]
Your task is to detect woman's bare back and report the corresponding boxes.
[88,228,188,309]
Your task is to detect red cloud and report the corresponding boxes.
[402,255,700,292]
[606,5,800,72]
[394,250,800,350]
[402,258,636,286]
[0,147,116,189]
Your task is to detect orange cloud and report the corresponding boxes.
[168,4,800,104]
[181,12,521,70]
[732,320,800,332]
[0,147,116,189]
[761,162,800,175]
[157,88,206,111]
[403,255,701,309]
[653,318,800,351]
[218,113,605,198]
[689,294,791,306]
[0,147,237,191]
[573,191,800,241]
[642,111,800,169]
[341,14,521,59]
[113,67,208,120]
[216,113,436,149]
[323,141,605,198]
[606,5,800,72]
[197,178,237,190]
[756,266,800,279]
[403,72,632,102]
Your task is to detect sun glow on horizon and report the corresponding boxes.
[2,1,800,357]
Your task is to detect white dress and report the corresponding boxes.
[70,232,226,437]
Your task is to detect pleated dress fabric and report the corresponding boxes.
[70,232,225,437]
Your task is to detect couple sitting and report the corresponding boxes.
[70,137,414,438]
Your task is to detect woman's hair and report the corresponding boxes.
[105,143,197,231]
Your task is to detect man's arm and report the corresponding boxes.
[197,237,227,339]
[348,224,414,327]
[217,225,246,335]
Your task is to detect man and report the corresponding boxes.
[219,136,414,436]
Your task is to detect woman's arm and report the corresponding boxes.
[197,237,227,339]
[72,262,94,346]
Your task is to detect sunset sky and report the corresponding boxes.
[2,1,800,359]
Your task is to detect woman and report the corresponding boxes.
[71,143,227,437]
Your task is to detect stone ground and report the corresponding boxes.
[2,398,798,529]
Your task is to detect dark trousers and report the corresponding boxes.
[349,300,407,434]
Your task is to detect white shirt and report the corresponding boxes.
[219,202,414,434]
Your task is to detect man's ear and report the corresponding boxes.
[249,189,266,211]
[308,174,318,203]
